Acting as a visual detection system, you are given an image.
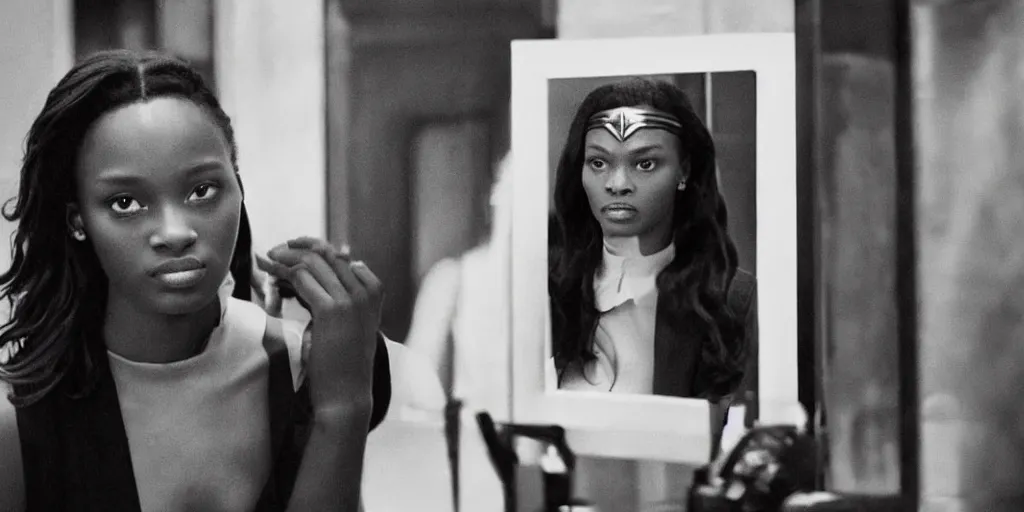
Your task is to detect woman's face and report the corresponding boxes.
[581,124,685,251]
[72,97,242,316]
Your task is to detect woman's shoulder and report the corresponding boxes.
[223,296,309,392]
[0,386,26,511]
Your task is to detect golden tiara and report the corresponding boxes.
[585,106,684,142]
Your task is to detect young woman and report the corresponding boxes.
[0,50,390,511]
[548,77,758,406]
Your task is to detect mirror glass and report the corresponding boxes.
[544,72,758,401]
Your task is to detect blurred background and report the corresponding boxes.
[4,0,1024,511]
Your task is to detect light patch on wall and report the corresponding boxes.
[411,120,490,282]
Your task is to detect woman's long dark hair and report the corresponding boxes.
[549,77,746,399]
[0,49,255,407]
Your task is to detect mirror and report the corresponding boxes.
[510,33,799,464]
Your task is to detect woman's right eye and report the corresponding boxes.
[109,196,143,215]
[586,157,607,170]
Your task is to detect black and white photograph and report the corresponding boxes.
[1,1,1018,511]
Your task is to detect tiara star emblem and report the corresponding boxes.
[586,107,684,142]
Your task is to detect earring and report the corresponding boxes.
[72,230,86,241]
[677,181,687,191]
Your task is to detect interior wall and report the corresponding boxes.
[411,119,492,280]
[214,0,327,259]
[325,3,547,341]
[346,41,506,340]
[75,0,216,107]
[75,0,156,57]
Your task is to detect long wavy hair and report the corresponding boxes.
[549,77,746,399]
[0,50,255,407]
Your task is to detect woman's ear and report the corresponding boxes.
[677,157,692,191]
[66,204,86,241]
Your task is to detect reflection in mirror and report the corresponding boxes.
[545,74,758,409]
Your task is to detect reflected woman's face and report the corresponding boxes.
[581,125,685,249]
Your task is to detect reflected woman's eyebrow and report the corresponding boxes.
[627,144,664,156]
[584,143,665,157]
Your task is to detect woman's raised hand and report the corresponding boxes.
[257,237,384,417]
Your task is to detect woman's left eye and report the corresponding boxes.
[637,159,657,171]
[188,183,220,202]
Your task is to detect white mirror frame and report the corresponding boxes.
[509,33,798,464]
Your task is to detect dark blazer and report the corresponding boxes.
[651,268,758,402]
[551,265,758,401]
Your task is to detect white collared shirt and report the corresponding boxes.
[555,240,675,393]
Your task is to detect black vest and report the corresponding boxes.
[14,317,391,511]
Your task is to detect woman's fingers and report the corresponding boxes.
[278,239,366,305]
[330,259,365,306]
[288,238,353,276]
[264,238,383,327]
[349,261,384,308]
[265,237,384,415]
[257,249,298,279]
[287,237,351,260]
[270,264,334,314]
[276,253,345,303]
[255,252,297,300]
[254,251,279,273]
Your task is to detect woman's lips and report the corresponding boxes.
[601,203,638,222]
[154,268,208,289]
[149,256,208,289]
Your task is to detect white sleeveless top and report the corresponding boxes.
[107,284,307,511]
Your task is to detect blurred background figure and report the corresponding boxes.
[405,151,513,417]
[400,150,513,512]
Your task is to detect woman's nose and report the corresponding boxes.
[149,207,198,253]
[604,167,634,195]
